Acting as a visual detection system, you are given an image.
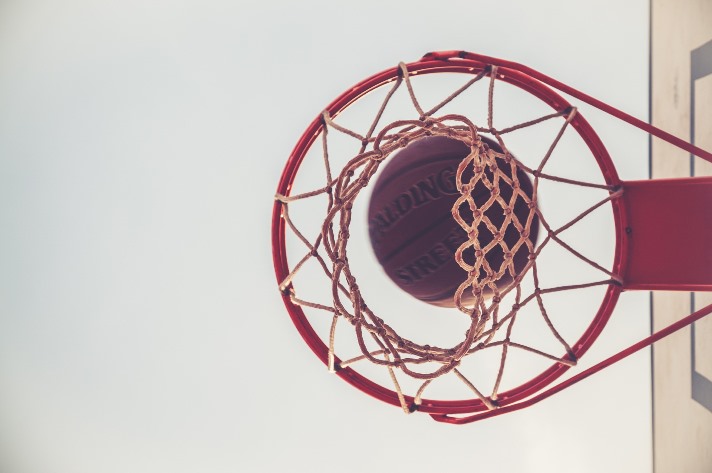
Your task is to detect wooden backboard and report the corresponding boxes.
[650,0,712,471]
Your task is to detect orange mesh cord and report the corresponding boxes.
[275,62,621,414]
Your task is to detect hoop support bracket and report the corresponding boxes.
[620,176,712,291]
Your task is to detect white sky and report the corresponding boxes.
[0,1,652,472]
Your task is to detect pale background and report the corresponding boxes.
[0,1,651,472]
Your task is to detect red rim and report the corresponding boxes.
[272,51,627,415]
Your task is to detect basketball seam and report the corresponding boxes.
[370,153,469,194]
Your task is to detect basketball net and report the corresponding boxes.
[275,62,624,414]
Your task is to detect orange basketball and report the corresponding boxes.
[368,135,538,307]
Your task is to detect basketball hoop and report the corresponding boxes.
[272,51,712,423]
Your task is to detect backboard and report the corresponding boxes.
[650,0,712,471]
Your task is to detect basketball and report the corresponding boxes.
[367,135,539,307]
